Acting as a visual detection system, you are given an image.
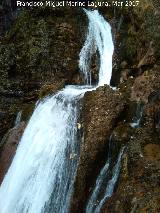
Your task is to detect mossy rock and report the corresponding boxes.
[21,103,35,122]
[112,123,133,146]
[39,81,65,99]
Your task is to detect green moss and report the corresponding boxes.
[39,84,56,99]
[133,0,160,61]
[7,11,31,40]
[125,37,137,61]
[39,82,65,99]
[21,103,35,122]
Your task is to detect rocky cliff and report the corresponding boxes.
[0,1,160,212]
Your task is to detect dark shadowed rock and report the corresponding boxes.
[0,122,26,184]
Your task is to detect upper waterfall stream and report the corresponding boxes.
[0,10,114,213]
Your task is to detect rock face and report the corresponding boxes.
[0,7,85,142]
[70,86,125,213]
[69,1,160,211]
[0,2,160,212]
[0,0,17,35]
[107,0,160,86]
[0,122,25,183]
[101,122,160,212]
[130,68,160,103]
[0,7,87,185]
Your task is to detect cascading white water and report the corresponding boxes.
[86,147,125,213]
[0,10,114,213]
[14,111,22,127]
[130,103,144,128]
[79,9,114,86]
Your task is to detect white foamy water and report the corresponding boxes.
[130,103,144,128]
[0,10,114,213]
[86,147,125,213]
[79,10,114,86]
[14,110,22,127]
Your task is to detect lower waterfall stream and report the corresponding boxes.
[86,144,125,213]
[0,9,121,213]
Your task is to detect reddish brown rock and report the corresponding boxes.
[144,144,160,161]
[138,42,155,69]
[99,68,160,213]
[130,67,160,103]
[101,113,160,212]
[130,73,155,103]
[0,122,26,184]
[69,85,125,213]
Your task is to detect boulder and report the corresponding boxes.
[69,85,125,213]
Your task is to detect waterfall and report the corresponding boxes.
[79,10,114,86]
[14,111,22,127]
[86,147,125,213]
[0,10,113,213]
[130,103,144,128]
